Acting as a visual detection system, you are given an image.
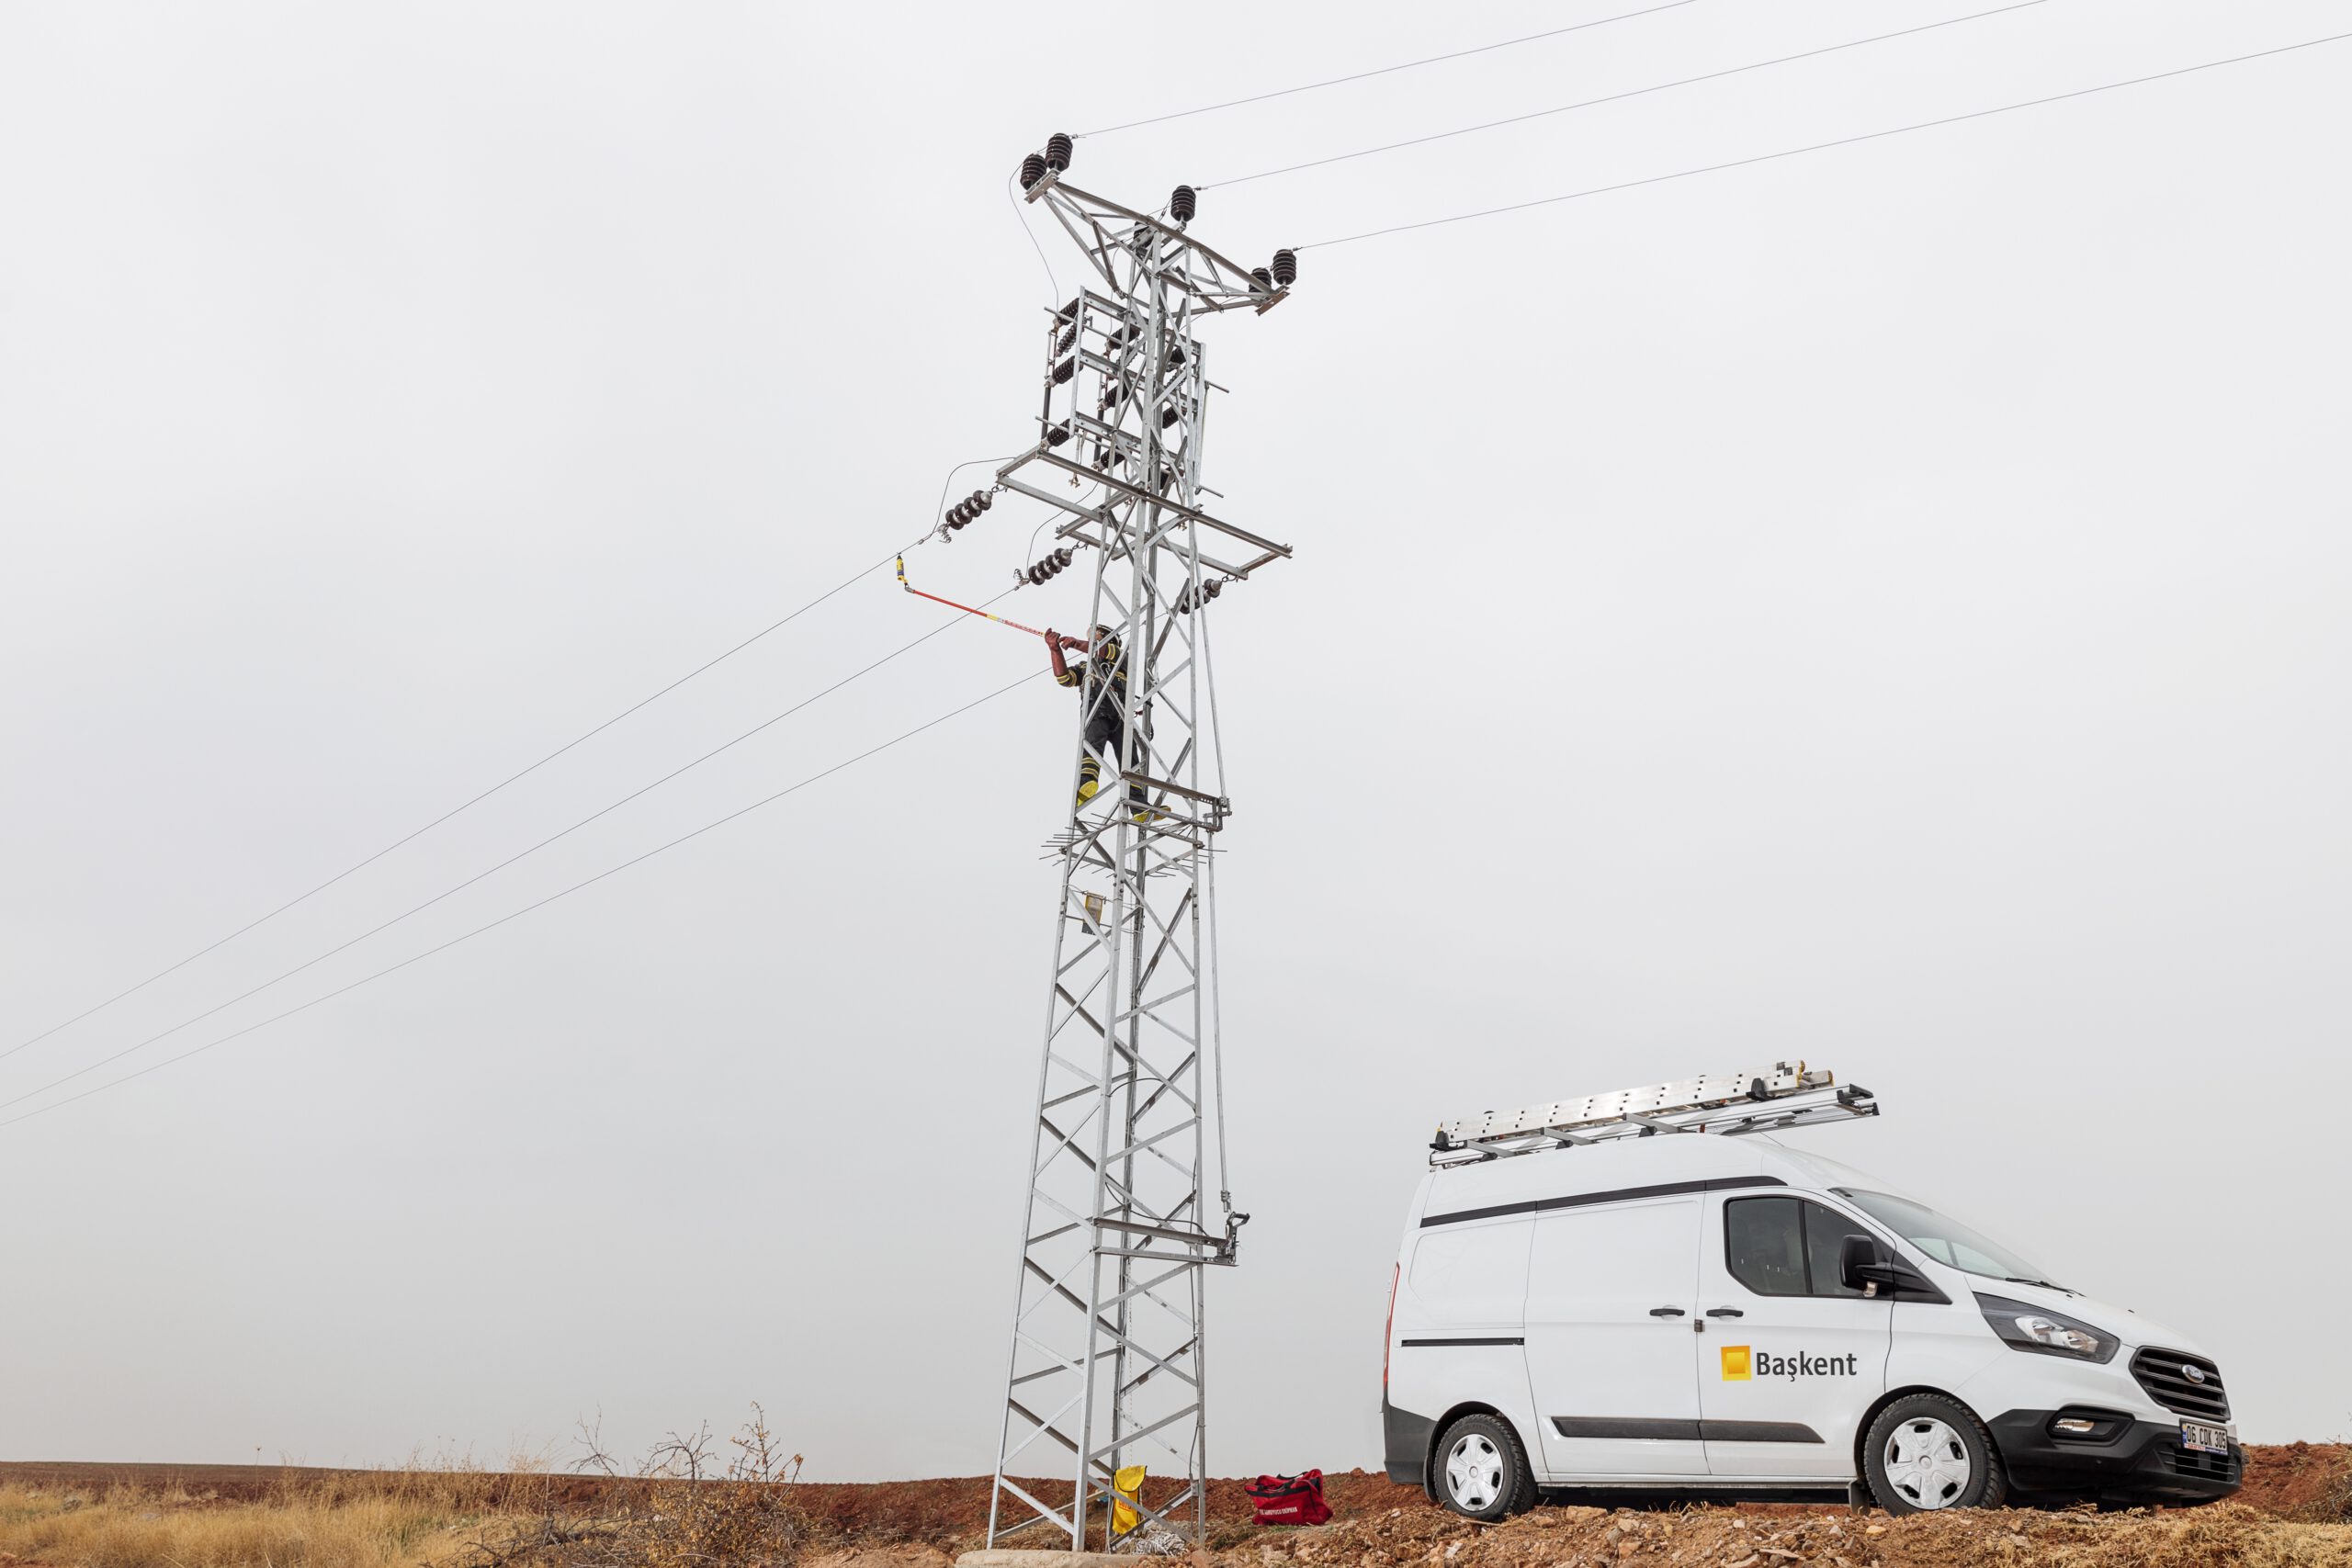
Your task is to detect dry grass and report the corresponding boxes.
[0,1473,506,1568]
[0,1412,810,1568]
[2315,1452,2352,1526]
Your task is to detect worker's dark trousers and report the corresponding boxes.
[1080,708,1148,810]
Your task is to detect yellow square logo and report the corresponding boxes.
[1720,1346,1752,1381]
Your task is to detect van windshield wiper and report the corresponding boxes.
[2002,1276,2073,1293]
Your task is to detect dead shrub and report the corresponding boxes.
[460,1404,809,1568]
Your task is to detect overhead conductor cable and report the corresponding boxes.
[1200,0,2055,190]
[0,535,922,1066]
[1300,31,2352,250]
[0,671,1045,1134]
[1074,0,1701,137]
[0,588,1030,1112]
[5,449,1020,1068]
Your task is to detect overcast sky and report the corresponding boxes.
[3,0,2346,1480]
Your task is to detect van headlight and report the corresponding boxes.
[1973,1293,2119,1363]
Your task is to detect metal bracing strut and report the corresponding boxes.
[985,144,1294,1551]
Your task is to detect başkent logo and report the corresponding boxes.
[1721,1346,1859,1381]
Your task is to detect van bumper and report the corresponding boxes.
[1985,1408,2243,1503]
[1382,1397,1435,1489]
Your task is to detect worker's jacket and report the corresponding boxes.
[1057,635,1129,717]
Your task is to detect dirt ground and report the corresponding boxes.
[1,1445,2345,1568]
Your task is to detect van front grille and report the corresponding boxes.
[2162,1446,2239,1483]
[2131,1348,2230,1421]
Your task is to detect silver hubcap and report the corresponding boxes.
[1884,1416,1973,1509]
[1445,1433,1505,1511]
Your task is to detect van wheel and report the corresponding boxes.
[1432,1414,1534,1521]
[1863,1394,2007,1514]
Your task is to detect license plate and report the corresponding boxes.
[2180,1420,2230,1455]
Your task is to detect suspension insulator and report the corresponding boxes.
[1051,357,1075,386]
[1019,547,1078,588]
[1250,266,1272,291]
[973,489,992,512]
[1165,344,1186,368]
[1019,152,1047,190]
[1173,577,1227,615]
[1160,403,1181,429]
[1046,422,1070,447]
[1045,132,1073,173]
[1055,325,1075,355]
[1272,248,1297,287]
[1170,185,1196,224]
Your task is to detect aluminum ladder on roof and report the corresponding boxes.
[1430,1060,1878,1167]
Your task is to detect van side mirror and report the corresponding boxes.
[1838,1235,1882,1294]
[1838,1234,1950,1303]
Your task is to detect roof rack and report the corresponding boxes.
[1430,1061,1878,1167]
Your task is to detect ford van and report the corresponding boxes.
[1382,1066,2243,1516]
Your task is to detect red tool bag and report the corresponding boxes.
[1246,1470,1330,1527]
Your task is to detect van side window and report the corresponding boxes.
[1724,1197,1876,1298]
[1724,1197,1806,1295]
[1803,1203,1872,1299]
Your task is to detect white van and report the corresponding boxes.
[1382,1066,2242,1517]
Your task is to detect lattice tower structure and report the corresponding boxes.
[986,162,1294,1551]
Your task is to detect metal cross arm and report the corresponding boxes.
[1094,1215,1239,1263]
[1024,174,1290,314]
[995,445,1293,575]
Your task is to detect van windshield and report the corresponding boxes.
[1833,1188,2059,1288]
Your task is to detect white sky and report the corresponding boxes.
[2,0,2346,1478]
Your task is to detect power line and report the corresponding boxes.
[1074,0,1700,139]
[0,669,1046,1134]
[0,536,921,1066]
[0,589,1018,1116]
[1203,0,2053,190]
[1302,30,2352,251]
[1007,173,1060,306]
[7,442,1026,1068]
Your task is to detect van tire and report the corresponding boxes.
[1431,1414,1535,1521]
[1862,1394,2007,1515]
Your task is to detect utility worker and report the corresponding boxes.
[1045,623,1152,819]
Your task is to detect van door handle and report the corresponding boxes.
[1648,1306,1686,1317]
[1706,1308,1745,1318]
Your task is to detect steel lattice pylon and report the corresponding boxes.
[984,157,1293,1550]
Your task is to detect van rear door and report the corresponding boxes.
[1696,1191,1892,1480]
[1523,1196,1707,1479]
